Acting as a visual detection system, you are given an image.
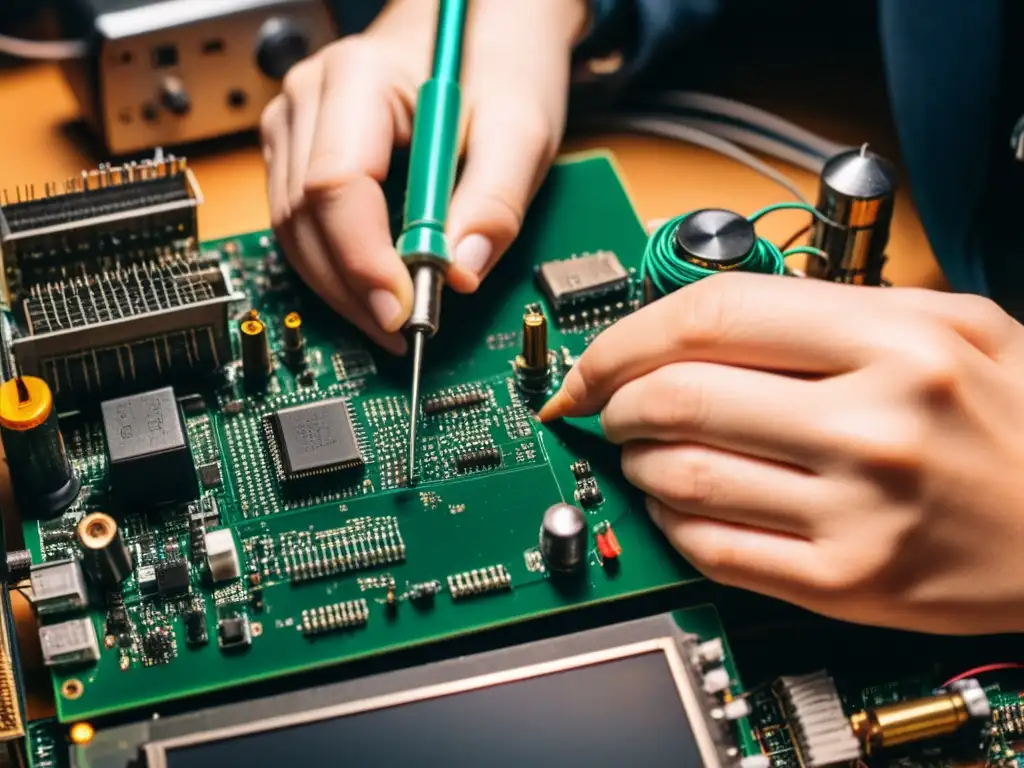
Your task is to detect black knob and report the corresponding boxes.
[159,77,191,116]
[673,208,756,270]
[256,17,310,80]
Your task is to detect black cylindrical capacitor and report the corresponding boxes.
[240,311,271,391]
[0,376,79,519]
[808,146,898,285]
[539,502,588,572]
[77,512,133,587]
[282,311,305,368]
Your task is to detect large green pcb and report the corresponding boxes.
[22,154,702,722]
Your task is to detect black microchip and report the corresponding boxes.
[263,398,363,482]
[107,605,129,633]
[198,462,222,489]
[143,627,173,658]
[156,559,191,597]
[218,616,251,650]
[185,609,208,646]
[101,387,198,506]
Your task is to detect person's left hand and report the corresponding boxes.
[539,273,1024,635]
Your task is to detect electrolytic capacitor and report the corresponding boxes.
[515,310,551,394]
[0,376,79,519]
[282,311,305,368]
[808,146,898,285]
[77,512,133,587]
[239,310,271,392]
[539,502,588,572]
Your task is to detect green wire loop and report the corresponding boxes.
[640,213,786,295]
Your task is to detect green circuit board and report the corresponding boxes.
[21,153,702,722]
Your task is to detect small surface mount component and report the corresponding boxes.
[422,388,488,415]
[595,522,621,562]
[205,529,241,583]
[775,671,862,767]
[263,398,364,483]
[101,387,198,506]
[142,626,176,665]
[155,559,191,598]
[455,447,501,473]
[447,565,512,600]
[537,251,629,310]
[406,580,442,603]
[39,618,101,667]
[198,462,223,489]
[184,609,208,646]
[300,599,370,637]
[29,560,88,616]
[137,565,158,596]
[217,615,251,651]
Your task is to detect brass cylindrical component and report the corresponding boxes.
[77,512,133,587]
[283,311,305,368]
[521,311,548,371]
[240,310,271,391]
[850,694,971,751]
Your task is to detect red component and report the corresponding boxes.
[596,526,622,560]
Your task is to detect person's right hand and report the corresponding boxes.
[260,0,588,354]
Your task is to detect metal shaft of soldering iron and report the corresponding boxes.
[397,0,467,484]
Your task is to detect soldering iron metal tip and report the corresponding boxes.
[407,329,426,486]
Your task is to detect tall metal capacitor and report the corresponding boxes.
[0,376,79,519]
[808,146,898,285]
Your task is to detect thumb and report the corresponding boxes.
[445,104,557,293]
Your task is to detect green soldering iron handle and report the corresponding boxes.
[396,0,468,268]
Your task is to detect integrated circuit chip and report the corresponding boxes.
[537,251,629,310]
[263,398,363,482]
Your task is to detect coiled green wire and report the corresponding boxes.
[640,202,830,295]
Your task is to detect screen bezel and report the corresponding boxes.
[142,637,722,768]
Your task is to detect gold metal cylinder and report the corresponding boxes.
[521,311,548,371]
[851,694,970,751]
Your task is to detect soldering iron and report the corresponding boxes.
[398,0,468,484]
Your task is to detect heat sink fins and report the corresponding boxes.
[775,671,862,768]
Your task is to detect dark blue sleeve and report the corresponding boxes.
[879,0,1004,296]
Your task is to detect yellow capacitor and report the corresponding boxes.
[0,377,79,518]
[521,311,548,371]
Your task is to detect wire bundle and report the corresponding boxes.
[640,202,831,295]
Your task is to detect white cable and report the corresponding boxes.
[648,91,846,159]
[581,114,811,204]
[0,34,87,61]
[668,116,827,173]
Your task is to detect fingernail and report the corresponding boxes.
[454,234,493,276]
[536,389,571,423]
[368,289,403,331]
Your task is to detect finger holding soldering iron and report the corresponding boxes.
[444,0,584,294]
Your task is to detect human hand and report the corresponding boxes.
[539,273,1024,634]
[260,0,587,353]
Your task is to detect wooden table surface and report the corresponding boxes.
[0,61,942,721]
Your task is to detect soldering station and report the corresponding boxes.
[0,1,1017,767]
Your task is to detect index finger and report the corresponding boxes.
[537,273,904,421]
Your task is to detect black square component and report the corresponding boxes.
[263,398,363,482]
[156,559,190,597]
[102,387,198,506]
